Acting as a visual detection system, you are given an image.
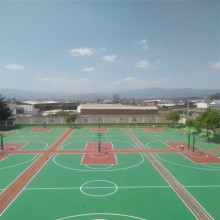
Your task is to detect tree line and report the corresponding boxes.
[185,109,220,141]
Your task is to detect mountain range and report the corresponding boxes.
[0,88,219,100]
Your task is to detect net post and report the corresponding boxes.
[98,141,101,153]
[188,132,190,151]
[98,132,101,153]
[192,135,195,153]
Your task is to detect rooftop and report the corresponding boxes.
[79,104,157,110]
[22,101,59,105]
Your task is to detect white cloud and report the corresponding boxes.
[138,39,147,45]
[135,60,150,69]
[211,62,220,69]
[138,39,149,50]
[83,67,95,72]
[125,77,135,81]
[156,59,161,64]
[113,80,122,85]
[102,54,117,62]
[113,77,159,90]
[4,64,24,70]
[70,48,95,56]
[142,45,149,50]
[39,77,89,84]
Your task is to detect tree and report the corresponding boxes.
[65,114,78,128]
[112,94,120,104]
[195,109,220,141]
[0,95,12,120]
[58,102,67,112]
[166,110,180,127]
[185,118,195,131]
[194,116,202,133]
[209,93,220,100]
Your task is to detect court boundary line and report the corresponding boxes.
[23,184,220,191]
[0,128,74,216]
[0,154,49,217]
[154,153,220,171]
[24,185,172,190]
[0,154,41,196]
[124,128,214,220]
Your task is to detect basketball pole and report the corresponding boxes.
[0,134,3,151]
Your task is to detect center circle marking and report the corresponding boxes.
[80,180,118,197]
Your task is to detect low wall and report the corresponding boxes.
[15,115,171,125]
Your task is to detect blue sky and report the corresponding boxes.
[1,0,219,94]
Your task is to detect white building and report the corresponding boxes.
[197,102,209,109]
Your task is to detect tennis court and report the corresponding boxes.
[0,127,219,219]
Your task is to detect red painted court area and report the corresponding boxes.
[166,142,220,164]
[32,128,52,132]
[91,128,108,132]
[144,128,162,132]
[0,143,27,160]
[81,142,117,165]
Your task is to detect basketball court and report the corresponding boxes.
[0,127,219,219]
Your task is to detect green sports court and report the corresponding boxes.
[0,127,220,220]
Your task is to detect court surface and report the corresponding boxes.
[0,127,219,220]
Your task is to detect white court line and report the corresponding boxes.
[202,164,220,169]
[190,154,208,158]
[126,130,212,220]
[0,154,11,161]
[151,154,214,220]
[24,184,220,191]
[0,153,41,203]
[85,164,113,170]
[0,130,71,217]
[25,185,171,190]
[154,153,220,171]
[53,146,144,172]
[57,213,146,220]
[80,180,118,197]
[0,154,51,217]
[0,154,40,169]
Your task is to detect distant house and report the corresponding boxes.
[141,100,159,107]
[209,100,220,110]
[102,99,114,104]
[21,101,59,112]
[197,101,209,109]
[20,101,80,112]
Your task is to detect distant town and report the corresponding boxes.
[1,92,219,126]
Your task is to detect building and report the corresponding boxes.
[77,104,158,115]
[209,100,220,110]
[20,101,80,112]
[141,100,159,107]
[197,101,209,109]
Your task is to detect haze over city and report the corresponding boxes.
[1,0,219,95]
